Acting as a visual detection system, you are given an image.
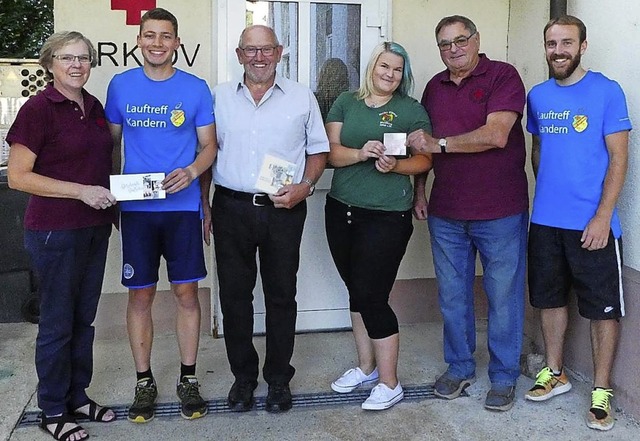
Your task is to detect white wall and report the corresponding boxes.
[567,1,640,270]
[48,0,640,417]
[58,0,622,297]
[503,0,640,271]
[548,0,640,419]
[53,0,526,291]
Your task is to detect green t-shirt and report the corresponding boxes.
[326,91,432,211]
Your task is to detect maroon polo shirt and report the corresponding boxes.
[422,54,528,220]
[7,84,114,230]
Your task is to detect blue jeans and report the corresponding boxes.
[428,212,527,386]
[24,225,111,415]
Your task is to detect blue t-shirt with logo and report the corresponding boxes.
[105,67,214,212]
[527,71,632,238]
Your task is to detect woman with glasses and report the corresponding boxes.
[7,31,116,441]
[324,42,432,410]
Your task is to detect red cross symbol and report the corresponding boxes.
[111,0,157,25]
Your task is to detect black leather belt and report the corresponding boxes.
[215,185,274,206]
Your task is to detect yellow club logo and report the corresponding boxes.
[171,109,185,127]
[572,115,588,133]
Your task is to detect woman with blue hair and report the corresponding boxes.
[324,41,432,410]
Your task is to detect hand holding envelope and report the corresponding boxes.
[110,173,167,201]
[383,133,407,156]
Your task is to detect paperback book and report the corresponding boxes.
[255,154,297,194]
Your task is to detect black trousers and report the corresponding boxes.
[325,196,413,339]
[212,190,306,384]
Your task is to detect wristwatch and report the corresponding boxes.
[302,178,316,196]
[438,138,447,153]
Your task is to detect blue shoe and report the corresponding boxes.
[484,385,515,411]
[434,372,475,399]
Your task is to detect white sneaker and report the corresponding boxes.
[362,383,404,410]
[331,367,379,393]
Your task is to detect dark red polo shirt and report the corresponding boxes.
[422,54,528,220]
[7,84,114,230]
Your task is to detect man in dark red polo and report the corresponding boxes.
[407,14,528,412]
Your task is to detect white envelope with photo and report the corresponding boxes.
[110,173,166,201]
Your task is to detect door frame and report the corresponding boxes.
[211,0,392,336]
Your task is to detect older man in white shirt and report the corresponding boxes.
[201,24,328,414]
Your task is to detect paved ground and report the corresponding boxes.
[1,321,639,441]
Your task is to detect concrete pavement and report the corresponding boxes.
[1,321,639,440]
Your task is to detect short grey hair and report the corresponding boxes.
[238,25,280,48]
[39,31,98,81]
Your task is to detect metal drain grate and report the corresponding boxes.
[17,383,462,427]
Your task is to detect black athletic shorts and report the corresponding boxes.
[528,223,624,320]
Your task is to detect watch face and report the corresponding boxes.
[302,178,315,196]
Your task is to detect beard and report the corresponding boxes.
[547,51,581,80]
[244,64,277,86]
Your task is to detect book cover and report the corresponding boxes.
[383,132,407,156]
[110,173,166,201]
[255,154,297,194]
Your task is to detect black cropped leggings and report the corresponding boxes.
[325,196,413,339]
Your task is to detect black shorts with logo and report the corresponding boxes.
[527,223,624,320]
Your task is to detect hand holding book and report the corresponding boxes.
[255,154,298,194]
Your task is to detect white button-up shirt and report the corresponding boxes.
[212,75,329,193]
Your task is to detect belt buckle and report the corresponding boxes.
[252,193,266,207]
